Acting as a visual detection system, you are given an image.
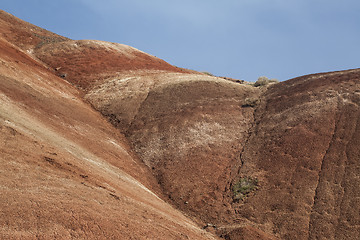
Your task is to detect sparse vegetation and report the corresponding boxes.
[242,97,259,108]
[254,76,279,87]
[33,33,67,49]
[201,71,215,76]
[232,177,259,201]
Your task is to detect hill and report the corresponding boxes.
[1,10,359,240]
[0,10,216,240]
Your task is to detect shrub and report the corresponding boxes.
[232,177,259,201]
[201,71,214,76]
[254,76,279,87]
[242,97,259,108]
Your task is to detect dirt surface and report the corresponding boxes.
[83,59,360,239]
[1,9,360,240]
[232,69,360,239]
[0,11,217,240]
[34,39,192,90]
[0,10,68,51]
[121,74,259,223]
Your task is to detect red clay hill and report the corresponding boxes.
[1,10,359,240]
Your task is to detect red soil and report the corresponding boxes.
[0,10,217,240]
[34,40,192,90]
[1,9,360,240]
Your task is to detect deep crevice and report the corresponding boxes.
[236,87,270,175]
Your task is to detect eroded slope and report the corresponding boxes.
[0,13,216,240]
[29,30,263,228]
[3,9,359,240]
[34,39,191,90]
[231,69,360,239]
[83,62,360,240]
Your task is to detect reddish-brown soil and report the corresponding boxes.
[83,62,360,239]
[1,9,360,240]
[34,40,192,90]
[231,69,360,239]
[0,10,69,51]
[0,11,216,240]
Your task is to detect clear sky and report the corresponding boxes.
[2,0,360,82]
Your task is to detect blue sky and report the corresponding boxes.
[2,0,360,81]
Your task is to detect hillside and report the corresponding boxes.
[233,69,360,239]
[0,10,216,240]
[1,9,359,240]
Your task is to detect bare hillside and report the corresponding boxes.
[0,10,216,240]
[1,9,359,240]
